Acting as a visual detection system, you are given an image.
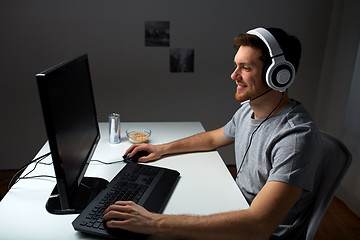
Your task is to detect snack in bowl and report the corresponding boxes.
[126,129,151,143]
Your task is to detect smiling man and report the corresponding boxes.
[103,27,324,239]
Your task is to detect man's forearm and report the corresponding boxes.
[158,127,232,156]
[159,132,215,155]
[153,210,267,240]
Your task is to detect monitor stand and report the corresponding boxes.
[46,177,109,214]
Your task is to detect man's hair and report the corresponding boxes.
[233,27,302,72]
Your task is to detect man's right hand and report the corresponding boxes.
[124,144,164,163]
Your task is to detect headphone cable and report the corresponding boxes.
[236,92,285,178]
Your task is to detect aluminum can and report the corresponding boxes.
[109,113,121,144]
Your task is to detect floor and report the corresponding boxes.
[0,169,17,200]
[1,168,360,239]
[316,197,360,239]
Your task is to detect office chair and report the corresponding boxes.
[306,131,352,240]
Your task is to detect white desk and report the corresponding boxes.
[0,122,248,240]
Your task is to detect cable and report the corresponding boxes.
[236,92,285,178]
[6,155,124,191]
[18,175,56,180]
[17,157,53,182]
[7,152,51,191]
[90,159,125,165]
[78,160,125,190]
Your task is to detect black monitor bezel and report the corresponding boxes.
[36,54,101,212]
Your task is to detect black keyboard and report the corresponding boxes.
[72,162,180,239]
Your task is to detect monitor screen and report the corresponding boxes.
[37,54,107,214]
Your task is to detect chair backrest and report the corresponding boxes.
[306,131,352,240]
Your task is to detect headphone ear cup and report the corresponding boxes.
[265,58,295,92]
[247,28,297,92]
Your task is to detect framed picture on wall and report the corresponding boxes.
[145,21,170,47]
[170,48,194,73]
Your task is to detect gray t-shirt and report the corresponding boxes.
[223,100,323,239]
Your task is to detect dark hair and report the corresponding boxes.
[233,27,302,72]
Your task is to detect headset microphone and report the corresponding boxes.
[240,89,272,105]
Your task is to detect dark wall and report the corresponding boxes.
[0,0,333,168]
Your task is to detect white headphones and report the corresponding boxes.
[247,27,295,92]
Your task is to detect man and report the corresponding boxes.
[103,27,323,239]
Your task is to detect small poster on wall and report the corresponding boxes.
[170,48,195,73]
[145,21,170,47]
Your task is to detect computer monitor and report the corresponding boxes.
[36,54,108,214]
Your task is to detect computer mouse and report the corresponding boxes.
[123,150,149,163]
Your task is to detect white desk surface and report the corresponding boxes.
[0,122,248,240]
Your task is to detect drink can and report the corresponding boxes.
[109,113,121,144]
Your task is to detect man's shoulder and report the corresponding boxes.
[279,100,315,126]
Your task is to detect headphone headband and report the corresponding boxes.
[247,28,283,57]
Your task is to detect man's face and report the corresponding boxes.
[231,46,270,102]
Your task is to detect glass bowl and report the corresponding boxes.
[126,129,151,143]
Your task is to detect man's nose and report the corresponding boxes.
[231,68,240,80]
